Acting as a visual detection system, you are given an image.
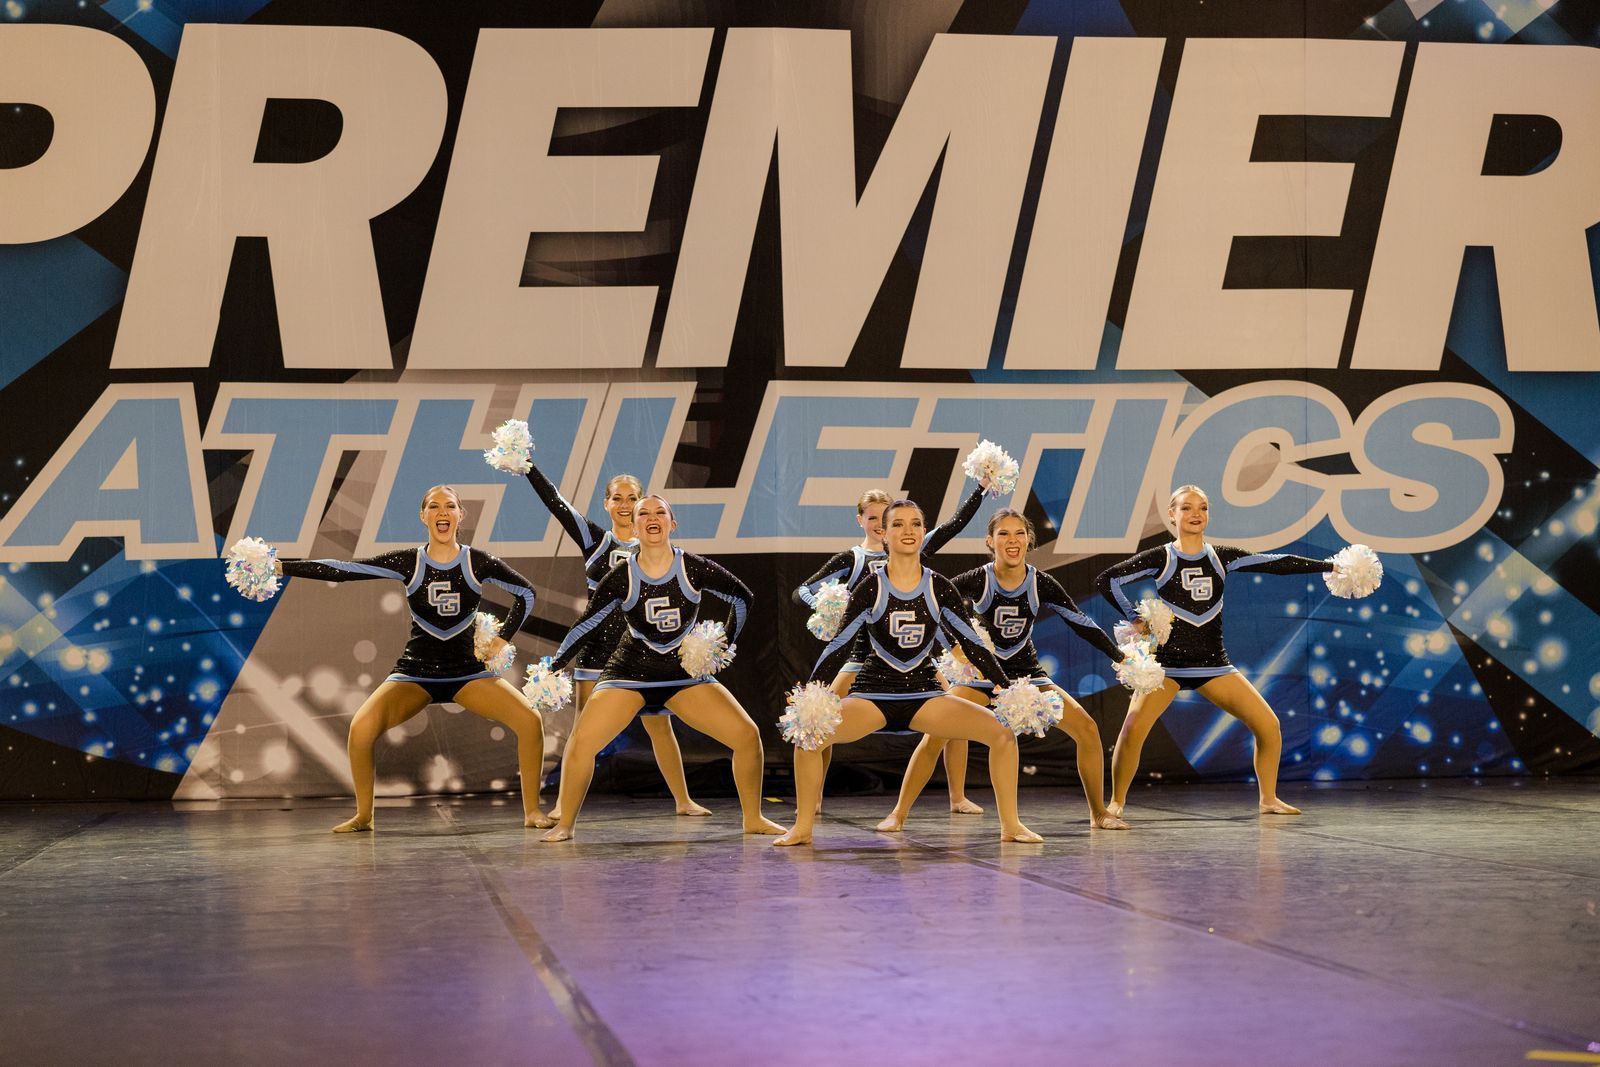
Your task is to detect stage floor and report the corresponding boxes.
[3,780,1598,1066]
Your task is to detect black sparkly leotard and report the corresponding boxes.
[280,545,536,703]
[811,566,1011,731]
[1095,542,1331,686]
[952,563,1122,689]
[551,547,753,706]
[524,462,638,682]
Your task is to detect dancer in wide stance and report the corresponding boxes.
[539,496,784,842]
[523,463,708,818]
[275,486,552,832]
[775,499,1042,847]
[878,508,1130,832]
[1095,485,1335,817]
[792,480,990,815]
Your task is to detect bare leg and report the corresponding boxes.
[1108,679,1180,817]
[639,713,712,816]
[335,681,430,832]
[943,740,982,814]
[816,669,856,812]
[546,678,596,823]
[1197,673,1301,814]
[540,689,644,841]
[909,696,1040,843]
[1045,684,1125,829]
[877,734,945,832]
[775,699,886,847]
[659,683,782,833]
[454,678,553,828]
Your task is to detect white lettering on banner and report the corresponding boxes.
[2,27,1592,373]
[0,380,1514,563]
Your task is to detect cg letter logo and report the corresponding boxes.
[645,596,682,632]
[427,580,461,616]
[1179,567,1214,602]
[888,610,925,649]
[992,605,1027,641]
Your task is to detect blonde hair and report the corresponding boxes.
[605,473,644,498]
[1167,484,1209,510]
[986,506,1036,549]
[420,484,463,509]
[857,489,892,515]
[638,493,674,519]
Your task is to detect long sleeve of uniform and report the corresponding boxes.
[1214,545,1335,576]
[470,549,537,640]
[689,554,754,641]
[1038,571,1122,663]
[1094,547,1167,618]
[923,483,986,557]
[550,564,627,671]
[809,579,880,683]
[524,460,604,551]
[793,549,855,608]
[280,549,416,584]
[931,573,1011,688]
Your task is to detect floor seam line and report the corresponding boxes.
[0,812,116,880]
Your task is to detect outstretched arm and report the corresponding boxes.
[1038,572,1122,662]
[524,460,605,551]
[793,550,855,608]
[923,483,986,557]
[279,549,416,584]
[1215,545,1335,576]
[1093,547,1166,619]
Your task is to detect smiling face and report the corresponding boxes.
[882,502,925,557]
[857,502,887,550]
[603,476,642,530]
[419,487,465,545]
[634,495,677,546]
[987,516,1031,568]
[1169,489,1210,536]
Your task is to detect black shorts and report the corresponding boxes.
[853,691,944,733]
[389,673,491,704]
[593,679,699,709]
[1171,669,1239,691]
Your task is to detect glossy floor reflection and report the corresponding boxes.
[3,781,1598,1066]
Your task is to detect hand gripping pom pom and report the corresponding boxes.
[483,418,534,474]
[1136,597,1174,645]
[224,537,282,602]
[779,682,844,751]
[1114,639,1166,698]
[473,612,517,674]
[806,580,850,641]
[936,648,981,687]
[678,620,736,679]
[992,681,1063,738]
[962,439,1019,497]
[522,658,573,713]
[1324,544,1383,599]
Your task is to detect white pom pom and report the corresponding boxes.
[991,681,1063,738]
[223,536,282,602]
[936,648,981,687]
[678,620,735,679]
[1136,597,1174,645]
[483,418,534,474]
[521,658,573,713]
[1324,543,1383,599]
[473,612,516,674]
[970,618,996,652]
[779,681,844,751]
[806,580,850,640]
[1113,639,1166,698]
[962,439,1019,497]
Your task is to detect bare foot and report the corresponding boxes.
[875,813,906,833]
[743,816,787,835]
[949,798,984,815]
[1259,798,1302,815]
[1001,823,1044,844]
[524,811,555,829]
[1092,812,1130,830]
[539,825,574,842]
[546,806,563,823]
[676,801,714,817]
[1105,799,1125,818]
[772,828,812,847]
[332,815,373,833]
[813,802,824,815]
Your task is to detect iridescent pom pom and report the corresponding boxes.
[1324,544,1383,599]
[1114,638,1166,698]
[936,648,981,687]
[962,439,1019,497]
[806,580,850,641]
[473,611,516,674]
[223,536,282,602]
[779,682,843,751]
[678,620,735,679]
[992,681,1063,738]
[1137,597,1174,645]
[483,418,534,474]
[521,658,573,713]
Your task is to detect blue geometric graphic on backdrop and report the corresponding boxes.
[0,237,125,391]
[100,0,272,57]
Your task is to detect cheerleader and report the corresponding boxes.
[276,486,551,832]
[539,496,785,842]
[878,508,1129,831]
[1094,485,1334,816]
[792,481,990,815]
[775,499,1042,847]
[524,463,707,818]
